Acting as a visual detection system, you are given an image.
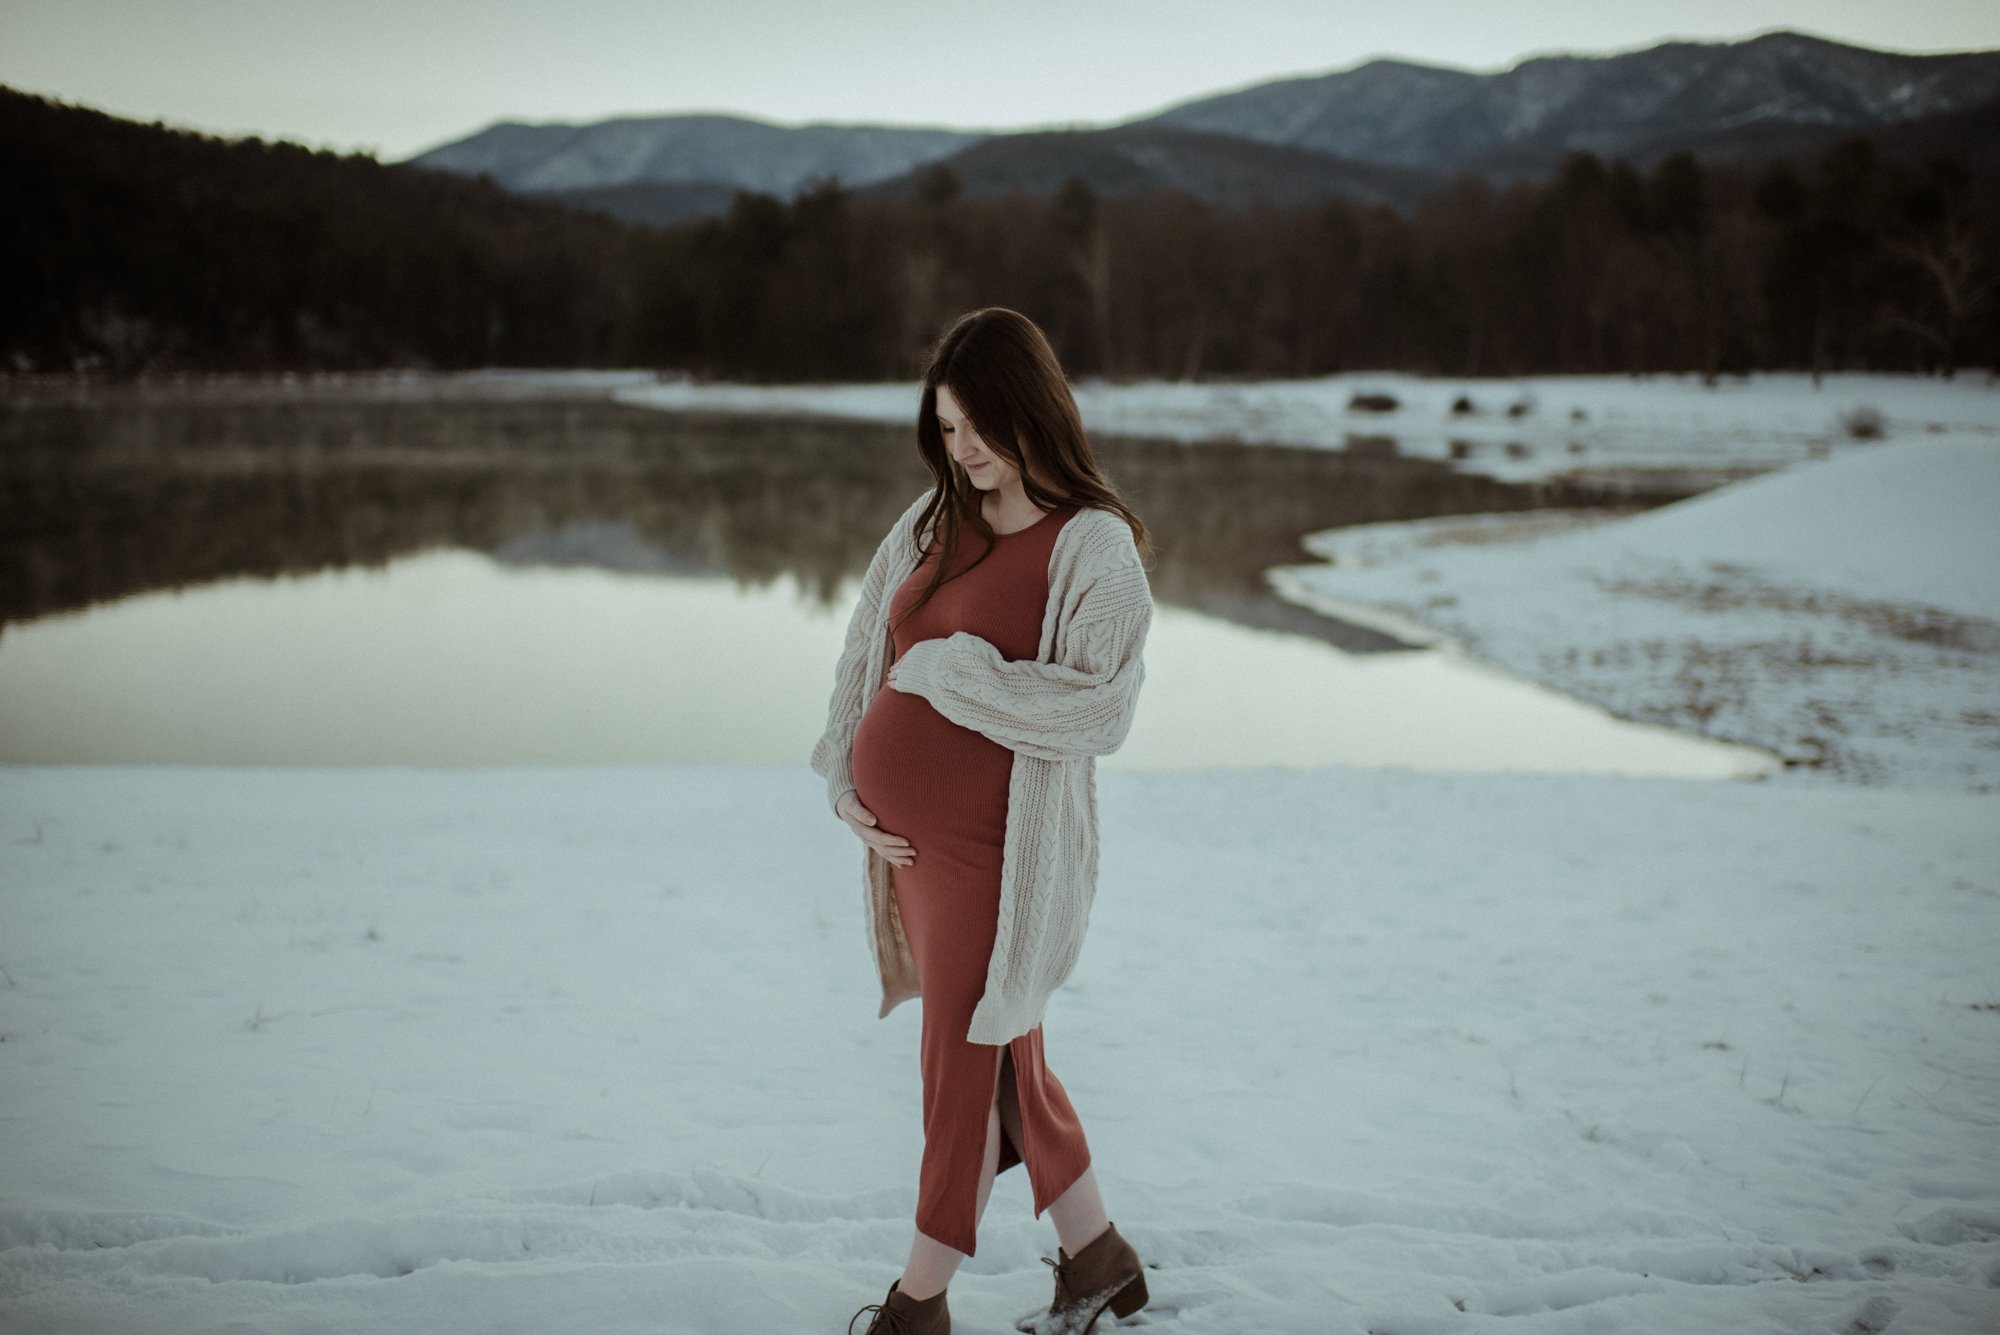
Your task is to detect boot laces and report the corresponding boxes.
[849,1299,912,1335]
[1040,1250,1075,1301]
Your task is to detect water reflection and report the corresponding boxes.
[0,546,1769,778]
[0,380,1761,777]
[0,382,1678,637]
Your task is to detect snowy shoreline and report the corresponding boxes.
[610,368,2000,489]
[1,763,1996,1333]
[1270,434,2000,792]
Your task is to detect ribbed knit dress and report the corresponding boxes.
[847,502,1093,1258]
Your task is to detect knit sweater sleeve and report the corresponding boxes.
[887,551,1153,762]
[807,511,907,817]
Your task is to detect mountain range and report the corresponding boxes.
[403,28,2000,225]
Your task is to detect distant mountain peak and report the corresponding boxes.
[1135,27,2000,173]
[403,28,2000,227]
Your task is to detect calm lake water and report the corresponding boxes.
[0,376,1775,780]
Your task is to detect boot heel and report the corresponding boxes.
[1108,1272,1148,1318]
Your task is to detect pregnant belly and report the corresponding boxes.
[849,684,1015,845]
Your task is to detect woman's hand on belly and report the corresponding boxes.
[836,790,917,867]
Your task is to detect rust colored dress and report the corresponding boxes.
[847,501,1092,1258]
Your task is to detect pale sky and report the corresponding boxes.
[3,0,1996,163]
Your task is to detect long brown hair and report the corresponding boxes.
[890,307,1151,640]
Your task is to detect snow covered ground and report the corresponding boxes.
[1,764,1996,1334]
[1269,434,2000,792]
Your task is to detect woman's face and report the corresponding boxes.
[936,384,1022,497]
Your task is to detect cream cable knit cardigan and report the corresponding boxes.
[809,488,1155,1045]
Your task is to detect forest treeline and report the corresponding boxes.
[4,85,1994,380]
[0,87,632,375]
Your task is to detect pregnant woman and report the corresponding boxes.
[810,307,1157,1335]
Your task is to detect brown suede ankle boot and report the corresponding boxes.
[1014,1221,1148,1335]
[849,1277,950,1335]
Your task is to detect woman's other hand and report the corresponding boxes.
[836,790,916,867]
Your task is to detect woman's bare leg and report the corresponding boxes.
[1046,1164,1111,1256]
